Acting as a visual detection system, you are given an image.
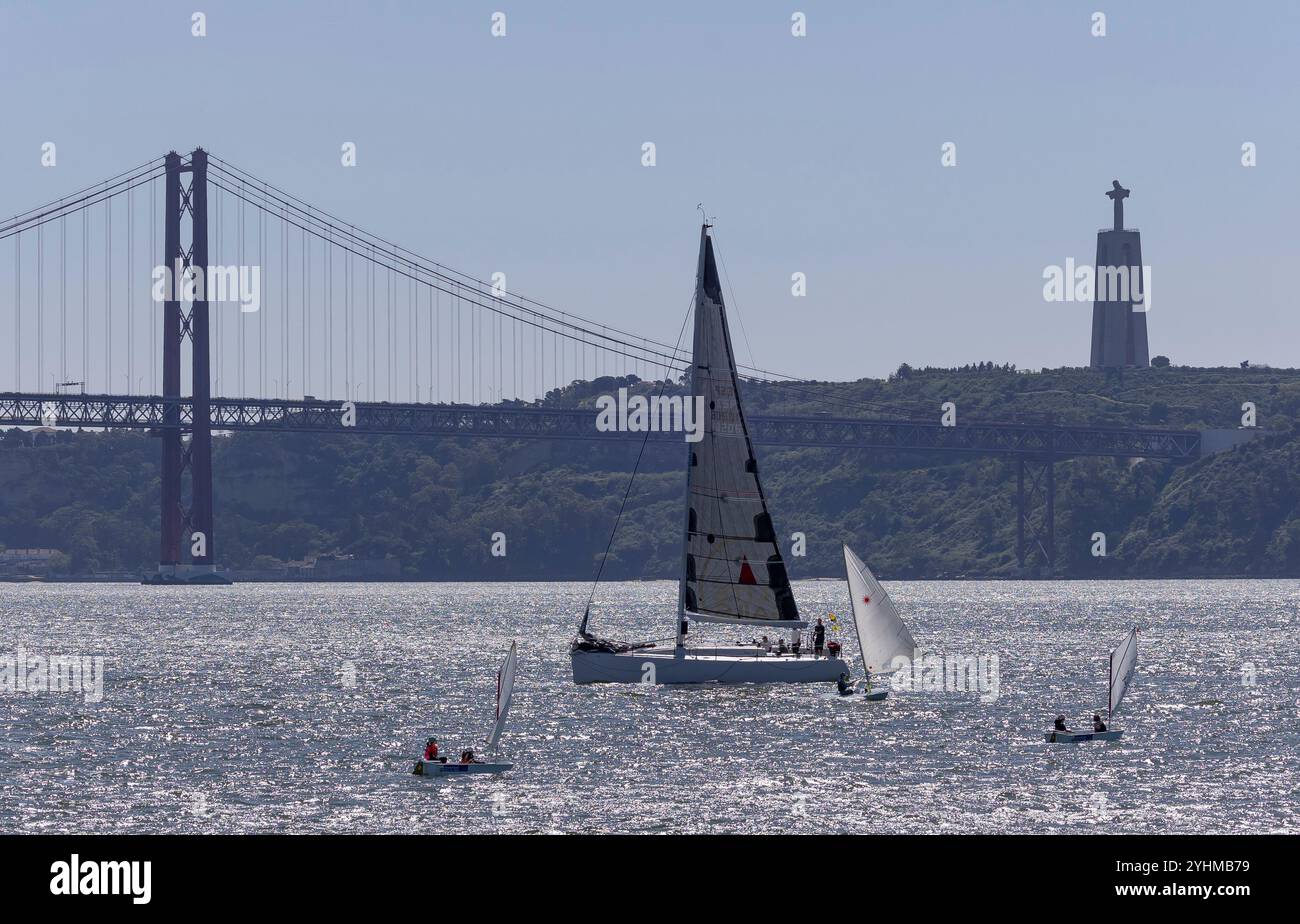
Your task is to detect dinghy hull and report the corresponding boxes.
[1044,730,1123,743]
[413,760,513,775]
[571,648,848,684]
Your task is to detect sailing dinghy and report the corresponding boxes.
[570,225,847,685]
[842,544,918,701]
[414,642,517,775]
[1045,627,1136,743]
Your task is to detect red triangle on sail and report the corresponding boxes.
[863,595,871,604]
[738,556,757,585]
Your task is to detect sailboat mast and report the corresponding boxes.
[676,223,711,646]
[1108,649,1114,721]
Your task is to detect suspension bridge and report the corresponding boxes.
[0,149,1232,580]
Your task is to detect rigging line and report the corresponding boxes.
[0,156,165,227]
[207,155,684,355]
[580,291,696,630]
[208,174,687,377]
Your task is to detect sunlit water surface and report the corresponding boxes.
[2,580,1297,834]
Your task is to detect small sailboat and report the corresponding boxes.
[842,545,917,701]
[1045,627,1137,743]
[414,642,517,775]
[570,224,848,684]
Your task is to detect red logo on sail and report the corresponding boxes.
[738,556,757,585]
[863,595,871,604]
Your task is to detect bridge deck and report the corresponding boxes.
[0,392,1204,460]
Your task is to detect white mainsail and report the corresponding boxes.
[843,544,916,674]
[1107,627,1138,718]
[680,225,801,626]
[486,641,517,753]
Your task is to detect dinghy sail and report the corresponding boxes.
[1045,627,1137,743]
[487,641,517,753]
[1108,627,1138,720]
[680,228,801,629]
[843,544,916,675]
[413,642,517,775]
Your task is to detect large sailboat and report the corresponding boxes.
[570,225,848,684]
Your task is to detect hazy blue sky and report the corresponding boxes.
[2,0,1297,386]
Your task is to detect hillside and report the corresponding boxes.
[3,363,1299,580]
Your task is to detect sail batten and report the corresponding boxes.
[679,225,800,626]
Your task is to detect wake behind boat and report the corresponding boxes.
[415,642,517,775]
[571,224,847,685]
[1045,627,1137,743]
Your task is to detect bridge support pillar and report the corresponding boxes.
[148,148,226,585]
[1015,456,1055,570]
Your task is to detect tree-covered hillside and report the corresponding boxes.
[3,364,1298,579]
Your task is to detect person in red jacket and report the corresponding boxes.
[423,737,439,761]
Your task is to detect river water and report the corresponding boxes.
[2,579,1296,833]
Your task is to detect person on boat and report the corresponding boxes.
[423,737,439,761]
[777,638,788,655]
[791,631,802,659]
[761,635,772,652]
[1053,715,1071,732]
[1092,714,1107,732]
[836,672,854,696]
[813,618,826,657]
[460,749,479,764]
[862,666,872,694]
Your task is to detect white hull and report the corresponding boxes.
[413,759,513,775]
[1044,730,1122,743]
[571,647,848,684]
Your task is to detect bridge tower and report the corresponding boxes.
[1015,454,1055,571]
[148,148,226,584]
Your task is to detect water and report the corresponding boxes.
[2,579,1297,834]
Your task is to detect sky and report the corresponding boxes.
[1,0,1297,389]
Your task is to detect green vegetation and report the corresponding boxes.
[3,364,1299,579]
